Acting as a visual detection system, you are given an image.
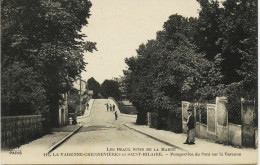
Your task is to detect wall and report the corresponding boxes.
[182,97,255,148]
[1,115,43,148]
[241,100,256,148]
[195,122,207,139]
[146,112,158,128]
[117,101,137,114]
[228,123,242,147]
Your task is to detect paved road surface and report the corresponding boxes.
[54,99,178,164]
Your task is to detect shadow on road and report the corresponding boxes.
[79,125,116,132]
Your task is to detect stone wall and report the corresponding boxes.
[1,115,43,148]
[195,122,207,139]
[182,97,257,148]
[228,123,242,147]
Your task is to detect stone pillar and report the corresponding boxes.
[241,98,256,148]
[147,112,152,128]
[207,104,217,141]
[216,97,228,144]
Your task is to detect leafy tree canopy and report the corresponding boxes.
[100,80,121,100]
[87,77,101,99]
[1,0,97,124]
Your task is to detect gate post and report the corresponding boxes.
[216,97,228,144]
[241,98,256,148]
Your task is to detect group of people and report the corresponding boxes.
[105,103,118,120]
[105,103,116,112]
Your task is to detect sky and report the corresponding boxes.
[81,0,201,84]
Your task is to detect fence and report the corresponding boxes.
[1,115,43,148]
[182,97,257,148]
[147,108,182,133]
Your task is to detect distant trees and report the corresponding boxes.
[87,77,101,99]
[124,0,257,125]
[101,80,121,100]
[1,0,96,126]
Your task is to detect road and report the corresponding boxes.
[54,99,177,164]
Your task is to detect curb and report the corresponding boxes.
[123,123,187,152]
[77,99,95,119]
[47,125,83,153]
[88,99,95,117]
[120,114,137,118]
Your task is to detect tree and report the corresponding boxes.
[194,0,257,123]
[2,62,48,116]
[220,0,257,91]
[1,0,97,126]
[87,77,101,99]
[194,0,223,60]
[100,80,121,100]
[125,14,224,126]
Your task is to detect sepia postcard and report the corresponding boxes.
[1,0,258,164]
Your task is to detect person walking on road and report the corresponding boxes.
[110,104,112,111]
[115,111,118,120]
[184,106,195,145]
[86,103,89,110]
[113,104,115,111]
[105,103,109,111]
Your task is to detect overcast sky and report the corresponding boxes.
[81,0,201,84]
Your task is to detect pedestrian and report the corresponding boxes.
[184,106,195,145]
[86,103,89,110]
[115,111,118,120]
[105,103,109,111]
[110,104,112,111]
[113,104,115,111]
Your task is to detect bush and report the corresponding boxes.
[199,103,207,124]
[225,83,243,125]
[1,63,48,116]
[167,108,182,133]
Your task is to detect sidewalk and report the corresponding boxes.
[124,122,258,163]
[2,124,82,156]
[77,99,94,119]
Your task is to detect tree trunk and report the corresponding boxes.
[136,107,147,125]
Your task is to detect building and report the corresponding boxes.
[73,78,87,95]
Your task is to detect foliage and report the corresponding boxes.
[195,0,257,88]
[219,0,257,90]
[194,0,222,60]
[224,83,243,124]
[125,0,257,127]
[1,0,96,126]
[2,62,48,116]
[87,77,101,99]
[167,108,182,133]
[195,0,257,124]
[199,103,207,124]
[67,88,80,113]
[100,80,121,100]
[125,14,223,126]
